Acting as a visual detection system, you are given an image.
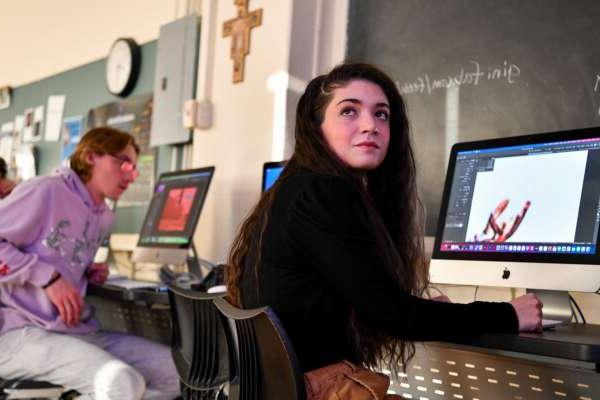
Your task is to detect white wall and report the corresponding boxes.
[192,0,294,263]
[0,0,183,87]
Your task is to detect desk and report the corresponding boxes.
[86,283,171,345]
[87,281,169,305]
[391,325,600,399]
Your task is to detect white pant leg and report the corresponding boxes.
[0,326,146,400]
[79,330,180,400]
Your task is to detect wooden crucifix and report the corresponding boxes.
[222,0,263,83]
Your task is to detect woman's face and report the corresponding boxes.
[320,79,391,171]
[85,144,139,204]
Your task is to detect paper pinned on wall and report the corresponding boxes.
[32,105,44,142]
[0,136,12,163]
[13,115,24,137]
[61,116,83,163]
[23,106,44,142]
[45,95,66,141]
[22,108,34,142]
[0,122,14,163]
[0,122,13,134]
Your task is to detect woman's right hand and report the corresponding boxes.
[45,275,84,327]
[509,293,543,332]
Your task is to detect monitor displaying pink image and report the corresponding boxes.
[157,187,198,232]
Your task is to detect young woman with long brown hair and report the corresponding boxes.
[226,63,542,378]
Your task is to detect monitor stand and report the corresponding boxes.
[526,289,573,323]
[186,242,218,279]
[186,243,201,278]
[131,246,188,265]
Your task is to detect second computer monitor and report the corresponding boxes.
[430,127,600,294]
[262,161,285,192]
[132,167,214,265]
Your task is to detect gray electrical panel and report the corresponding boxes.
[150,14,200,147]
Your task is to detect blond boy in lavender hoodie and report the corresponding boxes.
[0,127,180,399]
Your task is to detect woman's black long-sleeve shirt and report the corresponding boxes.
[240,169,518,372]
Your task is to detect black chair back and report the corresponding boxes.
[168,285,230,399]
[213,297,306,400]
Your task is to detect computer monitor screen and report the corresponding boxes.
[132,167,214,264]
[430,127,600,294]
[262,161,285,192]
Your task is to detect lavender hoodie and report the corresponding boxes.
[0,167,114,334]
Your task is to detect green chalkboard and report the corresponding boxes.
[347,0,600,235]
[0,41,175,233]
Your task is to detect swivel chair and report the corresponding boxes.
[167,285,231,400]
[213,297,306,400]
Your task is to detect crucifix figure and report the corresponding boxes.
[222,0,263,83]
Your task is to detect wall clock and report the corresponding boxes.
[105,38,141,97]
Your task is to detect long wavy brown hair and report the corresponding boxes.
[227,62,428,370]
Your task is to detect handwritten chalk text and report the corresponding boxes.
[398,60,521,95]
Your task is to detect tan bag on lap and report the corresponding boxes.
[304,360,402,400]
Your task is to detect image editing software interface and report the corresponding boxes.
[138,168,214,248]
[438,134,600,256]
[262,161,285,192]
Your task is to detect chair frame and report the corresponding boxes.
[213,297,306,400]
[168,285,230,399]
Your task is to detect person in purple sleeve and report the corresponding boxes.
[0,127,180,399]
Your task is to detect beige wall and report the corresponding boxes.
[192,0,293,263]
[0,0,183,87]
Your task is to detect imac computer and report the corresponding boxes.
[430,127,600,323]
[131,166,215,266]
[262,161,285,192]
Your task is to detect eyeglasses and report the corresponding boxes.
[107,154,140,179]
